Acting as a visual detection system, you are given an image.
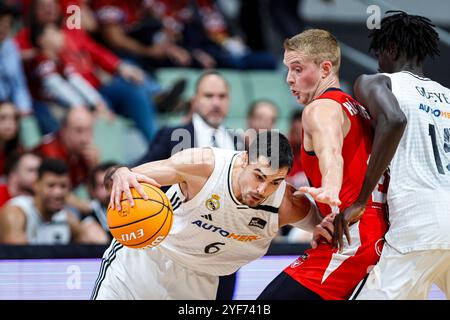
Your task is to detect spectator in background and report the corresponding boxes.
[0,152,42,207]
[0,158,109,244]
[244,99,278,148]
[152,0,277,70]
[35,107,99,188]
[32,23,114,121]
[86,161,118,240]
[17,0,98,61]
[34,107,99,214]
[20,0,99,33]
[60,0,99,33]
[15,0,185,139]
[137,70,242,164]
[92,0,195,70]
[0,101,22,177]
[0,4,33,116]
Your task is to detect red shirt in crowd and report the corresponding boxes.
[93,0,228,42]
[33,133,90,188]
[0,184,11,207]
[19,0,82,17]
[15,28,120,90]
[92,0,143,30]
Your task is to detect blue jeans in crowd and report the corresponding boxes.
[99,75,158,143]
[33,100,59,135]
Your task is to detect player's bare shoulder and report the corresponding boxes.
[302,97,345,134]
[355,73,392,93]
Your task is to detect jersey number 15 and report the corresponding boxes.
[428,124,450,175]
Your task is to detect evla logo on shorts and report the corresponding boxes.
[248,217,267,229]
[205,194,221,211]
[290,253,309,268]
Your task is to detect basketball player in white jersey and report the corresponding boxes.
[91,131,324,300]
[329,11,450,299]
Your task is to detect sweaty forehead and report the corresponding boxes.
[252,161,288,180]
[283,50,311,66]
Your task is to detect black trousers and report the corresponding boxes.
[216,272,237,300]
[257,271,323,300]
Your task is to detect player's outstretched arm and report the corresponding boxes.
[299,99,345,207]
[280,185,339,248]
[108,148,215,210]
[333,74,407,250]
[279,184,322,231]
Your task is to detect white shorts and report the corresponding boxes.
[91,240,219,300]
[351,242,450,300]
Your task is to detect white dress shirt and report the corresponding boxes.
[192,113,236,150]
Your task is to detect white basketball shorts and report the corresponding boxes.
[91,240,219,300]
[351,242,450,300]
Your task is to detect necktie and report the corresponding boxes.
[211,130,219,148]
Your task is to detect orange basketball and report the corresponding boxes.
[107,183,173,249]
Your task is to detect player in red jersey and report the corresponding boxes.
[258,29,389,300]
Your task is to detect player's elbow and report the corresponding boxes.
[384,112,407,133]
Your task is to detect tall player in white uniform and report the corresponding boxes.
[330,11,450,299]
[92,131,323,299]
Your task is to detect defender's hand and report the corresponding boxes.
[299,186,341,207]
[311,213,336,249]
[332,203,366,252]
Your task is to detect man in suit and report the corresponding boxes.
[137,70,243,164]
[136,70,242,300]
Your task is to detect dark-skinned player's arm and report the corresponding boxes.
[298,99,345,208]
[105,148,215,211]
[333,74,407,251]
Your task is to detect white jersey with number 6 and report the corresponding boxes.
[383,71,450,253]
[160,147,286,276]
[91,147,292,300]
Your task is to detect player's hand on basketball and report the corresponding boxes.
[311,213,336,249]
[298,186,341,207]
[332,203,366,252]
[110,167,161,211]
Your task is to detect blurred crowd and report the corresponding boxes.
[0,0,311,245]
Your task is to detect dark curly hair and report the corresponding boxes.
[369,11,440,63]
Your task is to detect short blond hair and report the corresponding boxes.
[284,29,341,74]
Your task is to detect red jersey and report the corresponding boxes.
[15,28,120,95]
[34,133,91,188]
[301,88,388,216]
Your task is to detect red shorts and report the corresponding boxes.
[284,207,388,300]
